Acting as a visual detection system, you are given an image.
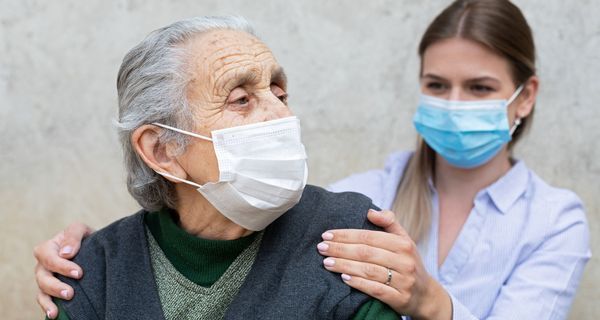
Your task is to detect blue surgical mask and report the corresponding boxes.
[413,85,524,169]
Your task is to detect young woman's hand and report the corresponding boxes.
[33,222,93,319]
[317,209,452,320]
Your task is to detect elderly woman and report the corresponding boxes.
[41,16,401,319]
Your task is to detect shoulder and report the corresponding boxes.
[293,185,379,228]
[525,168,590,253]
[528,170,587,223]
[56,211,153,319]
[231,187,383,318]
[327,151,413,206]
[266,185,382,243]
[74,211,147,260]
[301,184,374,207]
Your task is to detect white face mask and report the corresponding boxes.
[152,116,308,231]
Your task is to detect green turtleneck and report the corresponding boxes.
[48,209,398,319]
[144,208,258,287]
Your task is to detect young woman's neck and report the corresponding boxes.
[434,148,512,197]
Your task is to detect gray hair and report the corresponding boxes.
[115,16,256,212]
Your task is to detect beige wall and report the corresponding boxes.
[1,0,598,318]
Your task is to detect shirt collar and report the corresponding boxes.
[485,160,530,214]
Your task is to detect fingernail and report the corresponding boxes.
[341,274,352,281]
[70,269,80,278]
[321,232,334,240]
[369,209,381,214]
[61,246,73,255]
[317,242,329,252]
[323,258,335,267]
[61,289,69,298]
[46,309,52,318]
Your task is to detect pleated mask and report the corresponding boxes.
[413,85,523,168]
[153,116,308,231]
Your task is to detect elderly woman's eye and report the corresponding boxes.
[270,84,288,104]
[235,96,249,105]
[278,93,288,103]
[228,87,250,107]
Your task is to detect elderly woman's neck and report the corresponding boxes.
[174,194,253,240]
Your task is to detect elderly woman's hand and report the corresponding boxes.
[317,209,452,320]
[33,222,93,319]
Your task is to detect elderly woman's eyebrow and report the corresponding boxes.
[223,70,260,90]
[224,67,287,91]
[271,67,287,87]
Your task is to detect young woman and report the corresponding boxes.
[317,0,590,318]
[34,0,590,319]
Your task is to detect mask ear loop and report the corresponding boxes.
[152,123,213,142]
[506,84,525,106]
[507,84,525,136]
[150,123,212,188]
[155,171,203,189]
[509,118,522,136]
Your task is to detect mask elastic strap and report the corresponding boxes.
[507,85,525,136]
[509,118,522,136]
[506,84,525,106]
[152,123,213,142]
[156,171,203,189]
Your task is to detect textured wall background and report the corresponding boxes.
[1,0,598,318]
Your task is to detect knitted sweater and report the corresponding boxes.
[49,186,399,319]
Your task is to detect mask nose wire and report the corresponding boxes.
[152,122,213,142]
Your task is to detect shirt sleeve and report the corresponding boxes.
[448,292,479,320]
[353,299,401,320]
[451,193,591,320]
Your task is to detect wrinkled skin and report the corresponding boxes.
[34,29,293,318]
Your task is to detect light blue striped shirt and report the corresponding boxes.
[329,151,591,320]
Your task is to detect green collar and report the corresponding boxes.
[144,208,257,287]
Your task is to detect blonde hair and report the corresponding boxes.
[392,138,435,242]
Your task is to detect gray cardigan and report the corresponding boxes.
[58,185,381,319]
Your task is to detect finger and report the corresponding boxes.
[60,222,94,258]
[35,263,74,300]
[340,274,406,310]
[34,239,83,279]
[37,291,58,319]
[367,209,408,236]
[320,228,414,254]
[322,257,408,288]
[317,241,406,268]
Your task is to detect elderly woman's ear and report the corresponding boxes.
[131,124,187,182]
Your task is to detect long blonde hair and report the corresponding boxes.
[392,0,536,243]
[392,139,435,242]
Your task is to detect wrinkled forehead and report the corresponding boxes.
[187,29,278,92]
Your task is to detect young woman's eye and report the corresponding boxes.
[471,84,494,93]
[426,82,447,91]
